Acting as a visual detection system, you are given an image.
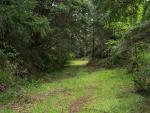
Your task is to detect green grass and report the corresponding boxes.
[0,59,149,113]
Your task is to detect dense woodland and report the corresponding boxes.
[0,0,150,112]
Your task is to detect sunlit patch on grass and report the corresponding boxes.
[68,59,89,66]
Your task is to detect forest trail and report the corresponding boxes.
[1,60,150,113]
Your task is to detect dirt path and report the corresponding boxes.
[69,96,90,113]
[1,60,150,113]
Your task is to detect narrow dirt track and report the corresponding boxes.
[69,96,90,113]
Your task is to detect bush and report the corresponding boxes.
[129,42,150,91]
[105,40,124,66]
[0,49,7,67]
[134,64,150,91]
[108,40,150,92]
[0,68,15,85]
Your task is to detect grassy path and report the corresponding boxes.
[1,60,150,113]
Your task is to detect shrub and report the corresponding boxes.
[0,49,7,67]
[134,64,150,91]
[129,42,150,91]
